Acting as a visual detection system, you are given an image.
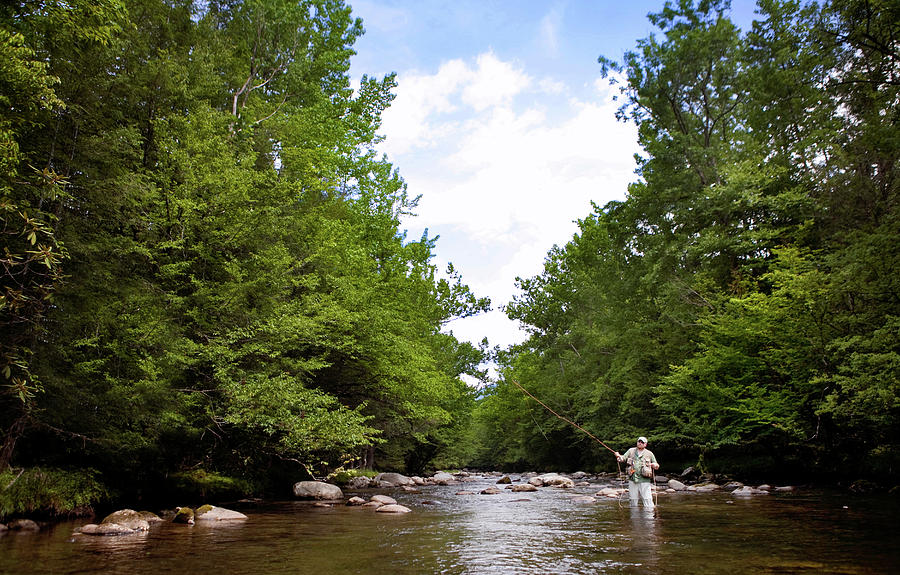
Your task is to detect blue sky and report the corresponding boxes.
[347,1,760,358]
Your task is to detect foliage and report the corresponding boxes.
[0,0,488,505]
[168,469,255,502]
[480,0,899,483]
[0,467,108,520]
[326,467,377,486]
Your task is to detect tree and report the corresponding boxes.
[3,0,489,501]
[0,0,124,472]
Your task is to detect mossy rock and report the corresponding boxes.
[173,507,194,524]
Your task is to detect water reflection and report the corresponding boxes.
[625,508,660,572]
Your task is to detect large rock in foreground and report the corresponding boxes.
[293,481,343,500]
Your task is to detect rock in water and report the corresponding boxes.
[100,509,151,531]
[375,504,411,514]
[194,505,248,521]
[293,481,344,500]
[173,507,195,524]
[373,472,413,487]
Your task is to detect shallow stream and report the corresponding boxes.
[1,475,897,574]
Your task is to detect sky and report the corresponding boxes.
[347,1,760,357]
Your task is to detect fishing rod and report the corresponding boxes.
[510,379,617,455]
[511,379,660,510]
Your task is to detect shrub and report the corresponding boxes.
[168,469,254,501]
[0,467,108,520]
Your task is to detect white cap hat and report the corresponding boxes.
[638,436,648,443]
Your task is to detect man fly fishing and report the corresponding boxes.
[510,381,663,510]
[615,436,659,508]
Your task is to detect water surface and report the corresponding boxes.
[2,475,896,574]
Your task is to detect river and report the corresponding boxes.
[1,474,897,574]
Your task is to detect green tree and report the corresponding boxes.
[3,0,489,503]
[0,0,125,472]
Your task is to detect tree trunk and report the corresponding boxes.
[0,414,27,473]
[362,445,375,470]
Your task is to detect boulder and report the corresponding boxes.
[775,485,797,492]
[731,486,767,496]
[511,484,538,493]
[293,481,343,500]
[173,507,195,524]
[480,487,502,495]
[347,476,373,490]
[374,472,412,487]
[571,496,596,504]
[361,501,383,508]
[723,481,744,490]
[536,473,575,488]
[455,490,475,495]
[496,475,512,484]
[691,483,720,492]
[138,511,164,523]
[100,509,151,532]
[595,487,621,498]
[432,472,455,485]
[375,504,411,514]
[346,496,366,506]
[79,523,142,536]
[7,519,40,531]
[194,505,248,521]
[757,484,772,491]
[667,479,687,491]
[370,495,397,505]
[680,466,699,479]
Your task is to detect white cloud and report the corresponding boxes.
[538,5,564,56]
[460,52,531,111]
[539,77,566,94]
[380,52,639,349]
